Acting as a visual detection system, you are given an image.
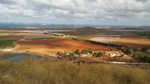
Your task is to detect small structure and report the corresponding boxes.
[104,51,122,57]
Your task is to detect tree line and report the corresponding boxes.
[121,46,150,63]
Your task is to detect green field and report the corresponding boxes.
[134,32,150,36]
[0,31,19,33]
[0,60,149,84]
[0,40,17,49]
[0,35,17,38]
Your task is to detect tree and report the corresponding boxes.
[141,47,148,52]
[129,48,134,56]
[92,52,97,57]
[96,52,103,58]
[88,48,93,54]
[68,53,76,60]
[74,49,80,55]
[81,49,88,54]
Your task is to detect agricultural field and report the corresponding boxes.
[115,34,150,48]
[0,28,150,84]
[16,38,116,55]
[85,36,119,43]
[0,35,23,40]
[23,33,54,40]
[0,39,17,49]
[0,30,19,33]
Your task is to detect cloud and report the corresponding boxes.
[0,0,150,25]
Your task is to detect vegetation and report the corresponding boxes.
[134,32,150,36]
[0,31,18,33]
[96,52,103,57]
[57,49,104,61]
[0,35,17,37]
[0,40,17,49]
[74,49,80,55]
[0,51,18,59]
[0,60,150,84]
[134,32,150,40]
[121,46,150,63]
[57,51,77,60]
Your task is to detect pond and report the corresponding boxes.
[3,54,40,62]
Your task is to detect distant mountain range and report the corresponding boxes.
[0,23,79,28]
[0,23,149,28]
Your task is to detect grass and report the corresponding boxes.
[134,32,150,36]
[0,60,149,84]
[0,51,18,59]
[0,40,17,49]
[0,35,17,38]
[0,31,19,33]
[133,32,150,40]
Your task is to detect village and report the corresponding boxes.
[53,48,133,62]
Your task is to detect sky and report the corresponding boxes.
[0,0,150,26]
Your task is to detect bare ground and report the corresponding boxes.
[115,34,150,48]
[16,38,116,55]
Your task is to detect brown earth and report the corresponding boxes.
[115,34,150,48]
[23,33,53,39]
[0,33,53,40]
[85,37,119,43]
[0,35,23,40]
[16,38,116,55]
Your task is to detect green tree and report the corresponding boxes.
[96,52,103,58]
[129,48,134,56]
[141,47,148,52]
[92,52,97,57]
[74,49,80,55]
[88,48,93,54]
[81,49,88,54]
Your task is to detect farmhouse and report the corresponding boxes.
[104,51,123,57]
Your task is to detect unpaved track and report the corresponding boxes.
[13,40,20,50]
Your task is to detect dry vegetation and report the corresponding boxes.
[0,60,150,84]
[0,51,18,59]
[17,39,115,55]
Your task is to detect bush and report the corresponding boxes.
[0,60,150,84]
[74,49,80,55]
[96,52,103,58]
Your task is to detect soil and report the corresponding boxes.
[17,38,116,55]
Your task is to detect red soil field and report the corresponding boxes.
[17,39,116,55]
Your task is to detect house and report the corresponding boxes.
[104,51,121,57]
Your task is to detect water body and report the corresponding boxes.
[3,54,40,62]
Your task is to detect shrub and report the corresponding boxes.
[0,60,150,84]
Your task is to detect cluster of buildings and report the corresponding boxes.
[104,51,124,57]
[53,51,124,58]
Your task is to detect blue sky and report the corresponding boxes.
[0,0,150,25]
